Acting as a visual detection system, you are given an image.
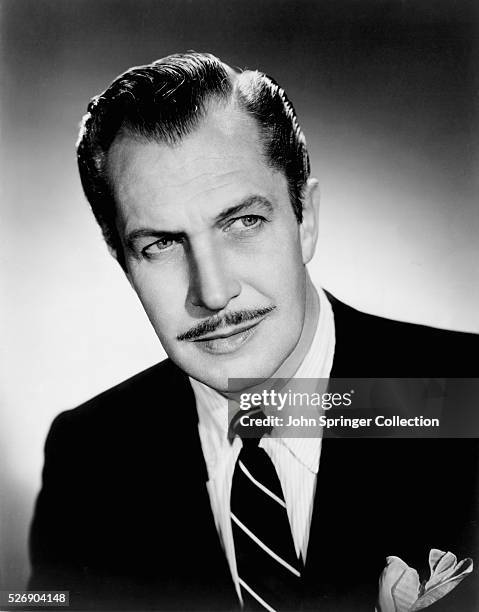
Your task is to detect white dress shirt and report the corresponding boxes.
[190,287,335,602]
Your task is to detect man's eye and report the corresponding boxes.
[229,215,264,230]
[241,215,261,227]
[142,237,177,256]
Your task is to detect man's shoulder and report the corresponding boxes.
[329,291,477,340]
[51,358,194,435]
[326,291,478,376]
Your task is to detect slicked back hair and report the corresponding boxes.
[77,52,310,269]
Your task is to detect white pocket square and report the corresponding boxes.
[376,548,473,611]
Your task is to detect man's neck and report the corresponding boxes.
[271,272,320,381]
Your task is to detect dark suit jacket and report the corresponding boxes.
[28,295,479,611]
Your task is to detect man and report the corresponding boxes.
[29,53,478,611]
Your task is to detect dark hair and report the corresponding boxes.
[77,52,310,268]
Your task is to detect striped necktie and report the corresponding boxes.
[230,413,302,611]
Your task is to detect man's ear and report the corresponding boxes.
[299,178,320,264]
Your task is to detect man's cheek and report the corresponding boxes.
[148,301,180,331]
[134,288,179,333]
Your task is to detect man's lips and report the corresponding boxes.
[176,305,276,342]
[184,312,273,355]
[191,319,262,342]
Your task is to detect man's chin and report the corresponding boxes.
[179,357,280,395]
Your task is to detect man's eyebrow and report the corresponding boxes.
[214,195,274,224]
[124,195,274,249]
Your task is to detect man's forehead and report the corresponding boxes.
[106,102,287,228]
[106,101,265,182]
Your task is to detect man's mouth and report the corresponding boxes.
[176,305,276,354]
[191,317,267,355]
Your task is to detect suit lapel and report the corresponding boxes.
[160,365,238,603]
[303,439,379,595]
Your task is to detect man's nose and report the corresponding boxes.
[187,242,241,312]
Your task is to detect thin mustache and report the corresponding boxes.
[177,305,276,341]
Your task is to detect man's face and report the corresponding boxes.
[107,103,318,392]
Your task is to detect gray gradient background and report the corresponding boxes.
[1,0,478,591]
